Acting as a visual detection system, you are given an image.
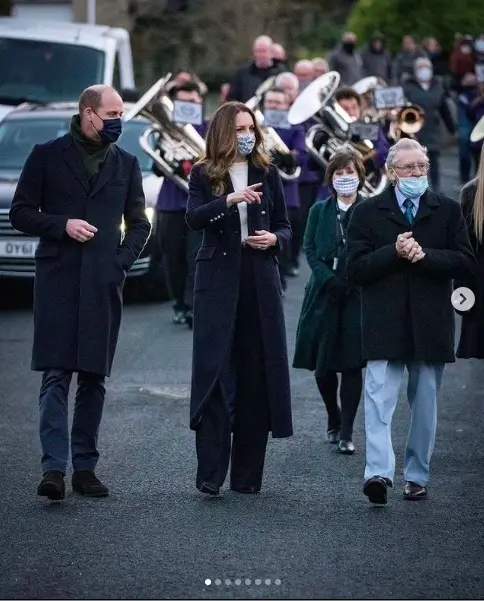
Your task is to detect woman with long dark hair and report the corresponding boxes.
[293,149,366,454]
[186,101,293,495]
[457,147,484,358]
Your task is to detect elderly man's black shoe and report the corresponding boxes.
[72,470,109,497]
[363,476,391,505]
[37,470,65,500]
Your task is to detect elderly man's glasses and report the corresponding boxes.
[394,162,430,174]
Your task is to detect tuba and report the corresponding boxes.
[245,77,301,181]
[288,71,388,197]
[123,73,206,192]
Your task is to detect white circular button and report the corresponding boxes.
[451,287,475,312]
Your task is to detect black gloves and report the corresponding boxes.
[326,276,348,303]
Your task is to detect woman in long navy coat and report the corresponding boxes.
[293,150,366,455]
[186,101,293,495]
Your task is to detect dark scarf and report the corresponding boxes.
[69,114,111,179]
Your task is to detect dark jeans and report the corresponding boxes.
[158,211,202,311]
[39,369,106,473]
[316,369,362,441]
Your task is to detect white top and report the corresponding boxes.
[228,161,249,243]
[337,199,351,212]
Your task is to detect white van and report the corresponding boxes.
[0,18,135,121]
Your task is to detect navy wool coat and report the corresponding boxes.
[9,134,151,376]
[346,186,476,363]
[186,161,293,438]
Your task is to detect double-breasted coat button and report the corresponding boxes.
[261,210,266,215]
[223,252,227,256]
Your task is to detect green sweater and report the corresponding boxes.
[69,114,111,179]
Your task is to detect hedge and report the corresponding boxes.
[347,0,484,52]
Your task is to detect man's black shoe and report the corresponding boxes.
[363,476,390,505]
[37,470,65,500]
[72,470,109,497]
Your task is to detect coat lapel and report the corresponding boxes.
[376,186,408,227]
[89,146,117,198]
[412,190,439,226]
[61,135,90,194]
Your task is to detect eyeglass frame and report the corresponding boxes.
[392,162,430,174]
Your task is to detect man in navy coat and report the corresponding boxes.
[10,85,151,501]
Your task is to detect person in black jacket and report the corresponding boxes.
[227,35,283,102]
[9,85,151,501]
[346,138,475,505]
[456,150,484,358]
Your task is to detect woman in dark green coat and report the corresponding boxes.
[293,149,366,454]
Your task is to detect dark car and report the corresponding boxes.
[0,102,168,300]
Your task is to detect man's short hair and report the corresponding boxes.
[386,138,428,169]
[169,81,202,100]
[78,87,104,114]
[334,86,361,107]
[275,72,299,89]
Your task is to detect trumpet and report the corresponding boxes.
[388,104,425,141]
[123,73,206,192]
[245,77,301,181]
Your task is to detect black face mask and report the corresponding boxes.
[343,42,355,54]
[92,111,123,143]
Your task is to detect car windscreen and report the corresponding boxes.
[0,38,105,104]
[0,117,152,171]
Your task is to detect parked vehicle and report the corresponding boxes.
[0,18,136,121]
[0,103,168,300]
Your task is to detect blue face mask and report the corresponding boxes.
[397,175,429,198]
[92,110,122,143]
[236,133,256,156]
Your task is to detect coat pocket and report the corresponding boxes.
[194,246,216,291]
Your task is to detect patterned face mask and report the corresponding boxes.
[333,174,359,197]
[236,133,256,156]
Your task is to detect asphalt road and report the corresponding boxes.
[1,148,483,600]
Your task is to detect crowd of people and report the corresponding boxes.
[7,28,484,507]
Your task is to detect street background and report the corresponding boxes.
[1,148,483,599]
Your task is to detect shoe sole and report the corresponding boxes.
[338,448,355,455]
[38,483,65,501]
[403,493,428,501]
[198,483,219,495]
[364,481,387,505]
[72,487,109,497]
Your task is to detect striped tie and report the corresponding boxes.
[403,198,414,224]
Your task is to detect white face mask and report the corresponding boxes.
[416,67,433,82]
[333,174,359,197]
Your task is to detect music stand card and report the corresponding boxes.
[372,86,406,110]
[173,100,203,125]
[476,64,484,84]
[349,121,380,142]
[263,109,291,129]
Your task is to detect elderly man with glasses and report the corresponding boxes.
[346,138,476,505]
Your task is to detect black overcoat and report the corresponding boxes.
[9,134,151,376]
[456,179,484,358]
[346,186,476,363]
[186,161,293,438]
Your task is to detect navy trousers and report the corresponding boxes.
[39,368,106,474]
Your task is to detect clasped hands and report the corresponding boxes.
[396,231,426,263]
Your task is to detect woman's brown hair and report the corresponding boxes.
[472,149,484,244]
[198,101,270,196]
[324,149,366,196]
